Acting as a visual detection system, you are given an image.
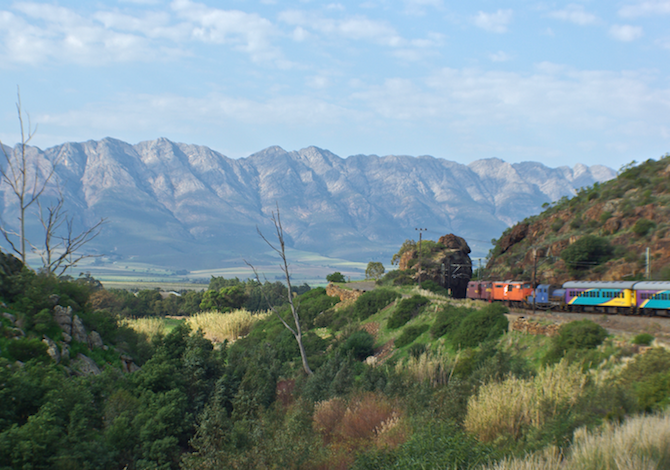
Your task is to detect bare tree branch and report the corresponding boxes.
[245,203,313,375]
[0,87,59,263]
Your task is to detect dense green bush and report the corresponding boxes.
[430,305,472,339]
[420,279,448,296]
[377,270,415,287]
[352,419,495,470]
[632,333,654,345]
[353,289,400,320]
[560,235,613,276]
[544,320,608,364]
[326,272,346,283]
[387,295,429,329]
[450,303,509,349]
[341,330,375,361]
[407,343,427,358]
[395,324,429,348]
[619,348,670,411]
[633,218,656,237]
[6,338,49,362]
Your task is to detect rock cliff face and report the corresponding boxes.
[0,139,615,271]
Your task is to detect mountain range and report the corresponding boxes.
[0,137,616,277]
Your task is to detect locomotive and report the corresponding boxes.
[466,280,670,316]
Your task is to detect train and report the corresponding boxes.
[466,280,670,316]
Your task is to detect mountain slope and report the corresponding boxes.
[485,155,670,283]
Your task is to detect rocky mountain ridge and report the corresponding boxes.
[0,137,616,272]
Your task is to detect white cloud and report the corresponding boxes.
[548,4,599,25]
[473,10,512,34]
[170,0,280,62]
[279,10,402,46]
[619,1,670,18]
[403,0,443,16]
[609,24,643,42]
[489,51,511,62]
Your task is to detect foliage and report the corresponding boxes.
[631,333,654,345]
[450,303,509,349]
[560,235,613,276]
[352,419,495,470]
[377,269,415,286]
[353,288,400,320]
[395,324,429,348]
[365,261,385,280]
[387,295,429,329]
[326,272,346,283]
[632,218,656,237]
[199,285,248,312]
[391,239,417,265]
[544,320,608,365]
[619,348,670,411]
[430,304,472,339]
[341,330,375,361]
[420,279,448,296]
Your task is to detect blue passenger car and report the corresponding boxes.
[634,281,670,315]
[563,281,636,312]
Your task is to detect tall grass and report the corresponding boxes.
[465,360,587,442]
[394,346,455,387]
[186,310,270,343]
[481,411,670,470]
[120,317,166,339]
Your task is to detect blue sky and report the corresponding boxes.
[1,0,669,169]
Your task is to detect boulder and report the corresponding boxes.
[42,336,60,363]
[71,315,88,343]
[72,353,101,376]
[88,331,104,349]
[60,342,70,361]
[120,354,141,374]
[2,312,16,324]
[53,305,73,333]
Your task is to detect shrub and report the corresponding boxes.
[326,272,346,283]
[420,279,448,296]
[632,218,656,237]
[387,295,429,329]
[395,324,429,348]
[341,330,375,361]
[378,270,415,287]
[6,338,49,362]
[632,333,654,346]
[544,320,607,364]
[619,348,670,411]
[430,305,471,339]
[450,303,509,349]
[353,289,400,320]
[560,235,613,276]
[407,343,427,358]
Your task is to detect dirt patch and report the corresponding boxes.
[362,322,380,338]
[371,339,395,365]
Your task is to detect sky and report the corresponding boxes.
[1,0,669,169]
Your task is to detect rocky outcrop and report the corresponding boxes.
[53,305,104,348]
[326,283,364,302]
[71,353,101,375]
[42,336,61,363]
[120,355,141,373]
[398,234,473,298]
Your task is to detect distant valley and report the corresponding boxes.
[0,138,616,282]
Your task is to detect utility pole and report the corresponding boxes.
[415,228,427,289]
[646,247,650,280]
[532,248,537,315]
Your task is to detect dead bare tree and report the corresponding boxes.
[245,205,313,375]
[1,88,104,275]
[31,195,105,276]
[0,89,58,263]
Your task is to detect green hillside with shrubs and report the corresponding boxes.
[485,154,670,283]
[2,249,670,469]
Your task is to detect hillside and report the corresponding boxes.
[0,138,615,277]
[485,155,670,284]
